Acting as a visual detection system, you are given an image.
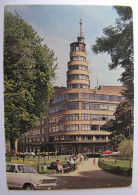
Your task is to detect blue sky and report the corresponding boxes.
[5,4,124,88]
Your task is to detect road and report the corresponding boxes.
[54,158,132,190]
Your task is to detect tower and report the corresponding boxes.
[67,19,90,89]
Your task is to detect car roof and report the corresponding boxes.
[6,163,32,166]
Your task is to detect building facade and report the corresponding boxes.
[18,20,124,155]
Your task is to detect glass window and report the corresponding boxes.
[66,114,79,121]
[66,125,79,131]
[81,124,91,131]
[68,93,79,99]
[100,105,108,110]
[66,103,79,110]
[108,95,117,101]
[109,105,117,111]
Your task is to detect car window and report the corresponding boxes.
[17,165,37,173]
[6,165,17,173]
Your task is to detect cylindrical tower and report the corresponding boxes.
[67,19,90,89]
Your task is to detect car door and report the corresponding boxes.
[17,165,32,187]
[6,165,19,189]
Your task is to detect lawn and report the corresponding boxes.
[103,159,132,169]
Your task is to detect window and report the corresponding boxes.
[66,103,79,110]
[70,56,86,61]
[66,114,79,121]
[100,105,108,110]
[66,124,79,131]
[109,105,117,111]
[81,124,91,131]
[68,93,79,99]
[108,95,117,101]
[6,165,17,173]
[91,125,99,130]
[51,94,66,105]
[68,84,89,89]
[49,104,65,114]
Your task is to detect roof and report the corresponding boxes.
[98,85,124,93]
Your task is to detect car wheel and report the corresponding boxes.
[24,184,34,190]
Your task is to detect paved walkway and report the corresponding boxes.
[66,158,100,176]
[55,158,132,190]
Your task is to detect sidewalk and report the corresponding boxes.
[61,158,101,176]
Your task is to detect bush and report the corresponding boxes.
[98,160,132,176]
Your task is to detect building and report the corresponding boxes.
[18,19,124,155]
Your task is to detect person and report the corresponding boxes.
[93,158,96,164]
[42,163,47,174]
[56,160,63,173]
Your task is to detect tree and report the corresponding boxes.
[118,139,133,164]
[4,11,57,151]
[92,6,134,101]
[92,6,134,146]
[104,99,133,148]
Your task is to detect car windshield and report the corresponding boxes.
[17,165,37,173]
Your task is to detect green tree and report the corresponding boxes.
[104,99,133,148]
[92,6,134,101]
[92,6,134,146]
[4,11,57,151]
[118,139,133,167]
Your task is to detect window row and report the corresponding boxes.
[67,84,89,89]
[68,93,79,99]
[81,93,125,102]
[49,115,64,124]
[49,135,107,142]
[67,74,89,81]
[81,124,103,131]
[49,124,79,133]
[81,103,117,111]
[70,56,86,61]
[66,103,79,110]
[49,114,78,124]
[68,65,88,71]
[70,43,85,52]
[82,135,106,140]
[51,94,66,105]
[49,113,114,124]
[49,103,117,114]
[49,104,65,114]
[81,114,115,121]
[23,137,47,143]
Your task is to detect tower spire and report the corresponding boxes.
[80,18,83,37]
[77,18,85,43]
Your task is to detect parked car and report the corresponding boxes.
[6,163,58,190]
[25,152,36,156]
[101,150,113,154]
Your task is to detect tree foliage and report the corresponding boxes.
[4,11,57,150]
[92,6,134,101]
[104,99,133,147]
[118,139,133,159]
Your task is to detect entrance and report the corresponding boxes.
[72,147,75,155]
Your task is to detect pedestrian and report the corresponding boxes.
[56,160,63,173]
[42,163,47,174]
[93,158,96,164]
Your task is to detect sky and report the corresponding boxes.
[5,4,124,89]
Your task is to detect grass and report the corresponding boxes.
[103,159,132,169]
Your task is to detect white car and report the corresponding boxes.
[6,163,58,190]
